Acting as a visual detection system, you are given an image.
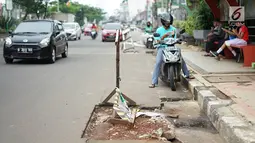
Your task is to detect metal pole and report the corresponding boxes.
[116,30,120,88]
[167,0,170,12]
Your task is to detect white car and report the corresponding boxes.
[63,22,82,40]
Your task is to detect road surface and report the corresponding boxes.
[0,31,188,143]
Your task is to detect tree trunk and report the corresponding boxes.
[44,2,48,19]
[36,12,40,19]
[23,11,28,20]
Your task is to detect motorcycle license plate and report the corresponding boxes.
[91,31,96,35]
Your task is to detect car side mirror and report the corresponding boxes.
[153,33,160,37]
[55,31,60,35]
[8,30,13,35]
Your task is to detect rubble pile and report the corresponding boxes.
[84,107,177,141]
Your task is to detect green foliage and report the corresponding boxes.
[75,8,85,26]
[183,16,196,35]
[13,0,47,19]
[0,16,20,32]
[48,1,105,24]
[194,0,214,30]
[181,0,214,35]
[173,20,186,29]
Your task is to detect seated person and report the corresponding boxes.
[210,21,249,61]
[204,19,225,56]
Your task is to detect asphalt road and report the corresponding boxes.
[0,31,189,143]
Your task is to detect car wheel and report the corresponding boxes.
[4,58,13,64]
[79,35,81,40]
[102,39,105,42]
[48,47,56,64]
[62,45,68,58]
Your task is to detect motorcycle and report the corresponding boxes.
[146,34,155,49]
[143,31,155,49]
[91,29,97,40]
[153,29,185,91]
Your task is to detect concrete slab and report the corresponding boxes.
[214,82,255,119]
[87,140,165,143]
[182,51,255,74]
[119,54,191,106]
[204,75,253,83]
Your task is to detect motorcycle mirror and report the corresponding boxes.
[153,33,160,37]
[179,29,185,34]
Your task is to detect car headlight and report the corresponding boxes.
[40,38,50,47]
[5,37,12,46]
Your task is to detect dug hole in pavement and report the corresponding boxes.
[80,32,226,143]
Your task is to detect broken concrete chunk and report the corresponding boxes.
[162,129,176,140]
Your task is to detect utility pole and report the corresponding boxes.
[166,0,170,12]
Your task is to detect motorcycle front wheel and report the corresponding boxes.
[168,65,176,91]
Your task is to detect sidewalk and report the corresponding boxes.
[180,44,255,143]
[0,34,7,47]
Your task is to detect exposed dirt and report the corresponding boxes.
[84,107,174,140]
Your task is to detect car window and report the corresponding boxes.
[104,24,121,30]
[14,21,53,33]
[63,23,75,29]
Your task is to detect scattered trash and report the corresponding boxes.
[84,107,176,141]
[84,88,178,141]
[112,88,133,122]
[136,111,165,118]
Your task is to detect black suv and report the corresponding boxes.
[3,19,68,64]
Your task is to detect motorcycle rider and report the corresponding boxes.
[143,21,153,45]
[91,23,98,37]
[145,21,153,33]
[149,13,194,88]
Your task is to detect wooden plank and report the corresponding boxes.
[102,89,116,103]
[107,118,132,125]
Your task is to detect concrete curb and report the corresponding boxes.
[182,76,255,143]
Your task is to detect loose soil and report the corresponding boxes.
[84,107,173,140]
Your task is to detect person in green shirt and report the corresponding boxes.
[143,21,153,45]
[144,21,153,34]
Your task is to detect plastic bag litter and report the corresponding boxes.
[136,111,165,118]
[113,88,133,122]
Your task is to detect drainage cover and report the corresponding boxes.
[204,75,252,83]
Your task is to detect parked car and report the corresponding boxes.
[102,23,122,42]
[3,19,68,64]
[63,22,81,40]
[84,23,92,36]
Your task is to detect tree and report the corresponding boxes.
[75,8,85,26]
[13,0,47,20]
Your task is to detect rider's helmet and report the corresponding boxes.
[147,21,151,27]
[160,13,173,28]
